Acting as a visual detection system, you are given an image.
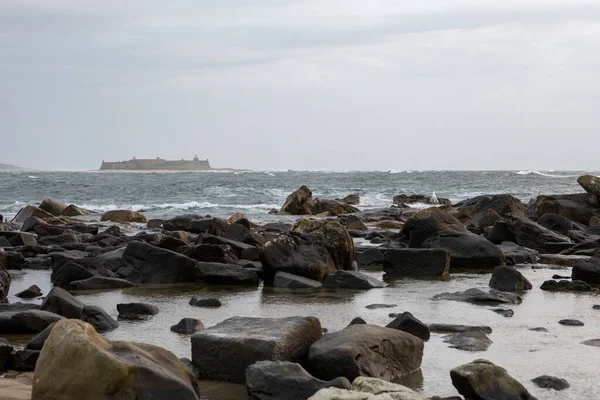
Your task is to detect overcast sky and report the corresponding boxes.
[1,1,599,171]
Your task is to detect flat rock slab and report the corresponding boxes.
[322,270,386,290]
[531,375,570,391]
[559,319,584,326]
[191,316,322,384]
[365,303,397,310]
[582,339,600,347]
[540,280,591,292]
[189,296,222,307]
[383,248,450,278]
[433,288,522,305]
[274,271,323,289]
[443,332,493,352]
[428,324,492,334]
[0,310,64,334]
[539,254,591,267]
[70,276,136,290]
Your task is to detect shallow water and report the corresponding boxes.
[7,264,600,400]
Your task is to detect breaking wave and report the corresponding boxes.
[515,170,578,178]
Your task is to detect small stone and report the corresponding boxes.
[348,317,366,326]
[171,318,204,334]
[491,308,514,317]
[559,319,584,326]
[15,284,43,299]
[532,375,570,391]
[189,296,222,307]
[529,327,549,332]
[593,305,600,310]
[365,303,396,310]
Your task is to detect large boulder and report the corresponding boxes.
[488,266,532,291]
[310,377,428,400]
[537,213,585,236]
[70,276,136,290]
[503,212,571,252]
[450,359,537,400]
[246,361,352,400]
[433,288,522,305]
[101,210,148,223]
[0,310,63,334]
[498,242,538,265]
[191,316,322,383]
[62,204,94,216]
[307,324,423,382]
[39,199,68,217]
[572,254,600,284]
[292,219,354,271]
[281,186,359,216]
[383,248,450,278]
[386,312,430,341]
[13,206,54,223]
[454,194,524,222]
[322,270,386,290]
[195,262,259,285]
[401,208,466,248]
[31,319,200,400]
[120,241,198,283]
[534,193,600,225]
[41,287,84,319]
[578,174,600,197]
[422,232,505,270]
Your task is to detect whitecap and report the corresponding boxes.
[27,175,38,179]
[515,170,578,178]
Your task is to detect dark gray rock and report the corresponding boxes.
[572,254,600,284]
[531,375,569,391]
[401,208,466,248]
[529,327,549,332]
[582,339,600,348]
[504,212,572,252]
[184,244,239,264]
[433,288,522,305]
[189,296,222,307]
[274,271,323,289]
[0,338,13,371]
[0,309,63,334]
[345,215,367,231]
[535,193,600,226]
[499,242,538,265]
[422,232,505,270]
[540,280,591,292]
[25,322,56,350]
[171,318,204,334]
[451,359,537,400]
[195,262,259,285]
[70,276,136,290]
[383,248,450,277]
[365,303,397,309]
[15,284,43,299]
[191,316,322,383]
[491,308,514,317]
[559,319,584,326]
[117,302,159,318]
[444,331,492,352]
[81,305,119,332]
[245,360,352,400]
[7,349,40,372]
[355,248,384,266]
[322,270,385,289]
[386,312,430,341]
[41,286,84,318]
[489,266,532,291]
[307,324,423,382]
[429,324,492,334]
[538,213,583,236]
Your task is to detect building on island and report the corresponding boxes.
[100,155,211,171]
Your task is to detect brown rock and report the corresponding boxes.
[39,199,68,217]
[101,210,147,223]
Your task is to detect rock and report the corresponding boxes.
[31,319,200,399]
[454,194,525,220]
[61,204,94,216]
[184,244,238,264]
[572,254,600,284]
[40,287,84,318]
[281,186,358,216]
[365,303,396,309]
[25,323,56,350]
[345,215,367,231]
[0,338,13,370]
[0,310,63,334]
[191,316,322,383]
[535,193,600,226]
[467,209,503,235]
[393,194,451,208]
[491,308,514,317]
[503,212,572,252]
[499,242,538,265]
[429,324,492,334]
[374,220,404,229]
[117,302,159,319]
[489,266,532,291]
[274,271,323,289]
[0,236,10,247]
[355,248,384,266]
[385,312,430,341]
[433,288,522,305]
[582,339,600,348]
[223,223,251,243]
[80,305,119,333]
[13,206,54,223]
[171,318,204,334]
[537,213,584,236]
[0,267,10,302]
[15,285,43,299]
[383,248,450,278]
[578,174,600,196]
[246,360,352,400]
[195,262,259,285]
[8,349,40,372]
[310,376,428,400]
[341,194,360,205]
[531,375,569,391]
[540,280,591,292]
[450,359,536,400]
[540,254,591,267]
[39,199,68,217]
[307,324,423,382]
[0,232,38,247]
[322,270,386,290]
[348,317,366,326]
[188,296,222,307]
[70,276,136,290]
[401,208,466,248]
[101,209,148,223]
[558,319,584,326]
[444,331,493,352]
[292,219,354,271]
[422,232,505,270]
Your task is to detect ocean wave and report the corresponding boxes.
[28,175,39,179]
[515,170,578,178]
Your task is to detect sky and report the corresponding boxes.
[1,1,599,171]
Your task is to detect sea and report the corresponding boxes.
[0,170,594,221]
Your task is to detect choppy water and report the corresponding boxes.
[0,170,594,222]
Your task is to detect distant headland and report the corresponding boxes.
[100,155,212,171]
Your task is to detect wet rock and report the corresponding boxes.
[117,302,159,319]
[61,204,94,216]
[540,280,591,292]
[184,243,239,264]
[535,193,600,226]
[25,322,56,350]
[532,375,569,391]
[578,174,600,196]
[0,310,63,334]
[593,305,600,310]
[571,254,600,284]
[31,319,200,399]
[0,232,38,247]
[429,324,492,334]
[341,194,360,205]
[7,349,40,372]
[0,236,10,247]
[365,303,396,309]
[13,205,54,223]
[274,271,323,289]
[246,360,352,400]
[444,331,493,352]
[491,308,514,317]
[307,324,423,382]
[401,208,467,248]
[0,269,9,303]
[281,185,359,216]
[223,223,251,243]
[559,319,584,326]
[292,219,355,270]
[467,209,503,235]
[552,274,571,279]
[503,212,572,252]
[322,270,385,290]
[537,213,584,236]
[355,248,384,266]
[70,276,136,290]
[101,209,148,223]
[80,305,119,333]
[489,266,532,291]
[582,339,600,348]
[393,194,451,208]
[39,199,68,217]
[195,262,259,285]
[383,248,450,278]
[540,254,590,267]
[345,215,367,231]
[348,317,366,326]
[191,316,322,383]
[499,242,538,265]
[171,318,204,334]
[310,376,428,400]
[423,232,505,270]
[433,288,522,305]
[374,220,404,229]
[189,296,222,307]
[15,284,43,299]
[386,312,430,341]
[450,359,536,400]
[455,194,525,220]
[529,327,549,332]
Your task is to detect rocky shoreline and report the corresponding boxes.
[1,174,600,399]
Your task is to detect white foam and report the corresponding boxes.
[515,170,578,178]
